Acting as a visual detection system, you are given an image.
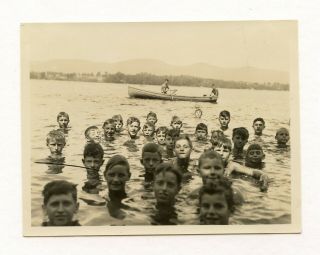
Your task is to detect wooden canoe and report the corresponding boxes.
[128,86,218,103]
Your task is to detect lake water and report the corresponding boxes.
[29,79,291,226]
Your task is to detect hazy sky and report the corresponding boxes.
[23,21,296,71]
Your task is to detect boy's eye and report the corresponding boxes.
[215,203,225,210]
[201,203,210,209]
[108,173,115,177]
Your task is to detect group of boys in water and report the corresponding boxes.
[41,110,290,226]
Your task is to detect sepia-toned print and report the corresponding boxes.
[21,21,300,236]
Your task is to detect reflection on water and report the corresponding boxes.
[30,80,291,226]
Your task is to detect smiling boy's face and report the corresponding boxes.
[154,171,180,206]
[213,145,231,164]
[198,158,225,185]
[200,193,230,225]
[128,121,140,138]
[87,128,101,143]
[246,149,264,164]
[275,129,290,145]
[174,139,191,159]
[171,120,182,130]
[105,165,130,191]
[58,116,69,129]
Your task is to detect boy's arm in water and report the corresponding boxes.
[225,161,269,192]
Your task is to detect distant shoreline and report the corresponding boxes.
[29,71,289,91]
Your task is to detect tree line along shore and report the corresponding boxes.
[30,71,289,91]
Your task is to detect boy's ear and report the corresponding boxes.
[128,172,132,180]
[140,159,143,165]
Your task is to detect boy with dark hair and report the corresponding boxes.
[232,127,249,160]
[103,155,131,219]
[165,128,180,159]
[253,117,265,136]
[195,123,208,141]
[218,110,231,136]
[152,162,182,225]
[82,143,105,194]
[199,176,234,225]
[140,143,163,183]
[42,180,80,226]
[170,116,183,132]
[245,144,265,169]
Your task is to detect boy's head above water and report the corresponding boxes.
[210,130,224,148]
[142,121,155,137]
[275,127,290,147]
[174,135,193,159]
[155,126,169,145]
[232,127,249,149]
[82,142,104,173]
[112,115,123,133]
[153,162,182,206]
[198,150,225,185]
[126,117,141,139]
[218,110,230,130]
[166,128,180,149]
[104,155,131,192]
[46,130,66,156]
[84,126,100,143]
[102,119,116,140]
[42,180,79,226]
[213,136,232,164]
[171,115,183,130]
[141,143,163,174]
[253,118,265,136]
[195,123,208,141]
[57,112,70,129]
[199,176,234,225]
[245,143,265,167]
[146,111,158,125]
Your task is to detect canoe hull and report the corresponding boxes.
[128,86,218,103]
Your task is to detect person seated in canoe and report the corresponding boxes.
[161,79,170,94]
[210,84,219,97]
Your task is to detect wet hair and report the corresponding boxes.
[42,180,77,205]
[57,112,70,121]
[142,143,162,158]
[104,155,130,178]
[253,117,265,125]
[167,128,180,138]
[174,134,193,149]
[127,116,141,126]
[219,110,230,119]
[171,115,182,125]
[83,142,104,159]
[199,176,235,212]
[154,162,182,188]
[143,121,155,132]
[196,123,208,133]
[46,130,66,144]
[215,136,232,151]
[112,114,123,124]
[245,144,264,162]
[84,126,99,138]
[156,126,169,135]
[276,127,289,136]
[146,111,157,120]
[102,118,115,129]
[198,150,224,168]
[232,127,249,140]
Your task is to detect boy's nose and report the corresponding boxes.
[57,203,64,212]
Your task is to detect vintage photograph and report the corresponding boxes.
[21,21,300,236]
